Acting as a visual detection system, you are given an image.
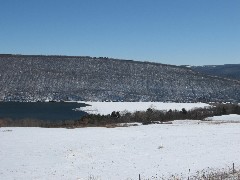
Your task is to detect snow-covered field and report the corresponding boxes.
[205,114,240,122]
[1,119,240,180]
[78,101,210,115]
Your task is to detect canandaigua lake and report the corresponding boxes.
[0,102,88,121]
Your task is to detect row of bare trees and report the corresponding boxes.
[1,103,240,127]
[78,103,240,126]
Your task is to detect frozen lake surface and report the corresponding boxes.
[79,101,210,115]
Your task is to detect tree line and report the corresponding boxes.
[1,103,240,128]
[74,103,240,127]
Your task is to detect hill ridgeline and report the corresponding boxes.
[0,54,240,102]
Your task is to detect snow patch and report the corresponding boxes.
[205,114,240,122]
[78,101,210,115]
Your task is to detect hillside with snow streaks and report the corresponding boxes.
[0,54,240,102]
[191,64,240,80]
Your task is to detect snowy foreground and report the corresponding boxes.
[1,118,240,180]
[78,101,210,115]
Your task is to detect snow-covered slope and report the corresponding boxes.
[1,54,240,102]
[1,122,239,179]
[191,64,240,80]
[78,101,210,115]
[205,114,240,122]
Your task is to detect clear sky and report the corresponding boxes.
[0,0,239,65]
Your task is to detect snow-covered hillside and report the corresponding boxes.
[1,121,240,179]
[1,54,240,102]
[78,101,210,115]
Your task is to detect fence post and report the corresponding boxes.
[188,168,190,180]
[233,163,235,174]
[139,174,141,180]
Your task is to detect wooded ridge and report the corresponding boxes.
[0,54,240,102]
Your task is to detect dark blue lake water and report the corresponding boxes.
[0,102,88,121]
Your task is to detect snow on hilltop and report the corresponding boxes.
[78,101,210,115]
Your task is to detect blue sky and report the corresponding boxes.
[0,0,239,65]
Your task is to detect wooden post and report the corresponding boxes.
[233,163,235,174]
[188,168,190,180]
[139,174,141,180]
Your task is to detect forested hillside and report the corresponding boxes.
[0,54,240,102]
[191,64,240,80]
